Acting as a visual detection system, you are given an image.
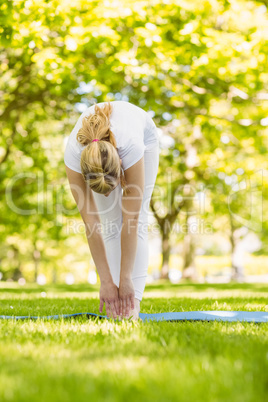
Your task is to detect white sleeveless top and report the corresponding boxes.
[64,100,159,172]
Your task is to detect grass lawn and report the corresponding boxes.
[0,281,267,402]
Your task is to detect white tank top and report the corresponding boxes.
[64,100,159,172]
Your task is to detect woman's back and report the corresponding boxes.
[64,101,159,172]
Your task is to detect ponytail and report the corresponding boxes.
[76,102,126,192]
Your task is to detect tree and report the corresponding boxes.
[1,0,267,282]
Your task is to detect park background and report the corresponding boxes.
[1,2,268,402]
[1,0,268,286]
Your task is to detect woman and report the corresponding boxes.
[64,100,159,320]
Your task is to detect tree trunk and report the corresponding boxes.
[229,213,245,282]
[181,230,198,280]
[33,248,41,282]
[160,231,171,279]
[181,202,198,281]
[11,245,23,281]
[52,267,57,284]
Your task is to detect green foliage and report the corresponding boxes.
[0,0,268,279]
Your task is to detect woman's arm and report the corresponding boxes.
[65,165,119,317]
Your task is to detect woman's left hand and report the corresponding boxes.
[118,277,135,318]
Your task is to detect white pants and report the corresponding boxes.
[92,142,159,301]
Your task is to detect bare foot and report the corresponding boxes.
[106,299,142,321]
[127,298,142,321]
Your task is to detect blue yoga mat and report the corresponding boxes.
[0,311,267,323]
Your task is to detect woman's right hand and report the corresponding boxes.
[99,279,120,319]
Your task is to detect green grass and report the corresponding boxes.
[0,282,268,402]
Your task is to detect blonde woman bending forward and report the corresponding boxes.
[64,100,159,320]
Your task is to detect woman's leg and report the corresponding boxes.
[130,142,160,304]
[92,141,159,318]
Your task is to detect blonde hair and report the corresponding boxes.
[76,101,127,194]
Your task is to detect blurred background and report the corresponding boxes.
[1,0,268,287]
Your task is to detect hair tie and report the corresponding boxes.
[92,139,99,143]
